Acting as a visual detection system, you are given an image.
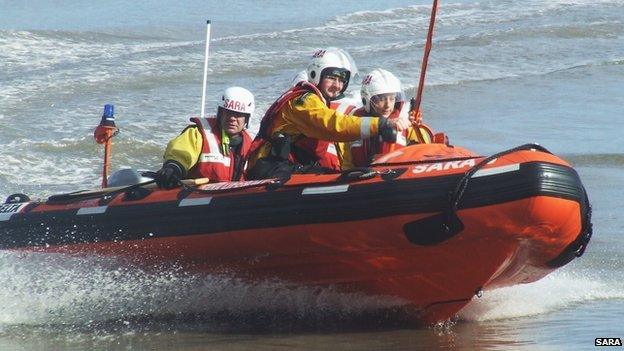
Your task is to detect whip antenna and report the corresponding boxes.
[412,0,439,122]
[200,20,211,118]
[409,0,439,144]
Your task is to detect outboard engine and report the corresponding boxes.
[107,169,152,187]
[5,193,30,204]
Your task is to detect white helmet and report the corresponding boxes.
[306,47,358,93]
[220,86,255,117]
[360,69,404,112]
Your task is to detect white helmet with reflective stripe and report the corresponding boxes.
[360,69,403,112]
[220,86,255,116]
[306,47,357,93]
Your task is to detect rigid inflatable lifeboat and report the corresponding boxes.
[0,142,592,324]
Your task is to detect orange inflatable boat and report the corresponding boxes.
[0,142,592,324]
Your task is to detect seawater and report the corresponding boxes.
[1,0,623,349]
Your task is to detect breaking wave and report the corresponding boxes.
[2,0,622,103]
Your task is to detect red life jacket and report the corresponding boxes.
[189,117,252,182]
[348,103,410,167]
[248,81,343,172]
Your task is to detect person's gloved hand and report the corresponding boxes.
[409,109,423,125]
[155,161,185,189]
[378,117,397,143]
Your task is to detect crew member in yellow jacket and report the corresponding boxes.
[246,49,407,180]
[154,87,255,188]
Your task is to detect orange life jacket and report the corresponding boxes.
[248,81,343,171]
[348,103,410,167]
[189,117,252,182]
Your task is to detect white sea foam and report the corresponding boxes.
[459,269,624,322]
[0,252,406,327]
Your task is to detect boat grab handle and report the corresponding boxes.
[448,143,552,222]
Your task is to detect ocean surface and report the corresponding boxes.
[1,0,623,349]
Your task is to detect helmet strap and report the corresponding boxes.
[220,128,230,156]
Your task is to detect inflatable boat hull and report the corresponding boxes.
[0,144,591,323]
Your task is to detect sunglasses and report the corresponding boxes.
[324,69,349,83]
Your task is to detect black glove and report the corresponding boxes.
[155,161,185,189]
[378,117,397,143]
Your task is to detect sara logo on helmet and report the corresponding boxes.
[220,86,255,115]
[223,99,250,113]
[361,74,373,86]
[312,50,327,58]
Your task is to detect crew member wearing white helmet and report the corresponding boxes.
[246,49,404,180]
[155,87,255,187]
[290,47,360,114]
[338,69,433,169]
